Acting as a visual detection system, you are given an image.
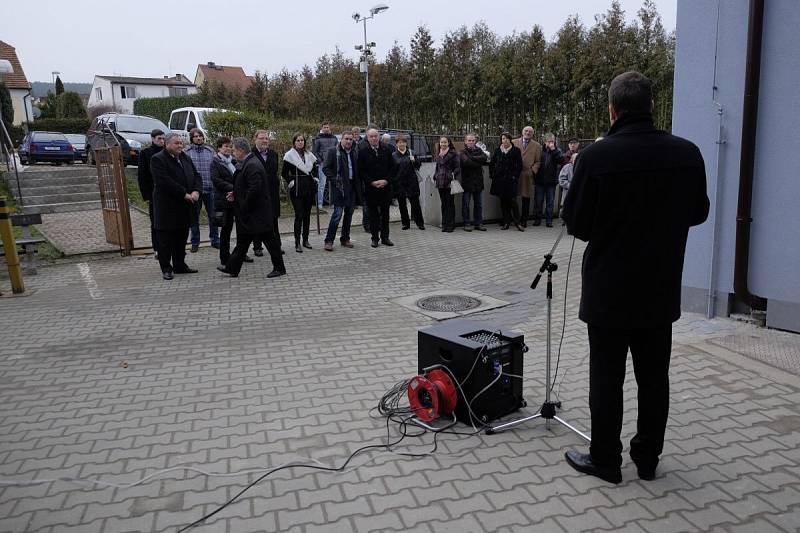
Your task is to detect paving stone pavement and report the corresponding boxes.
[1,221,799,533]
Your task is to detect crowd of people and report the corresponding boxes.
[136,122,582,281]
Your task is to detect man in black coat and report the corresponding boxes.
[150,133,202,280]
[561,71,710,484]
[251,130,282,257]
[137,128,165,254]
[459,133,489,231]
[218,138,286,279]
[358,128,394,247]
[533,132,563,227]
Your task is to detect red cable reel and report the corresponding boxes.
[407,369,458,422]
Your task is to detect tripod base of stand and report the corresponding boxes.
[485,401,591,442]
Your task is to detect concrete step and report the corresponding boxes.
[10,183,99,196]
[20,192,101,205]
[22,201,102,214]
[7,177,98,191]
[19,167,98,179]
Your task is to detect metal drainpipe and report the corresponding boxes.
[707,102,725,318]
[733,0,768,311]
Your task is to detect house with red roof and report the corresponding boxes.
[0,40,34,125]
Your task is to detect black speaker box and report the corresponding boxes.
[418,320,526,424]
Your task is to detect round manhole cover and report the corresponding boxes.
[416,294,482,312]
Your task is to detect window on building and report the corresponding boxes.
[95,87,103,101]
[120,85,137,99]
[169,87,188,97]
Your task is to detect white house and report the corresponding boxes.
[0,40,34,125]
[87,74,197,114]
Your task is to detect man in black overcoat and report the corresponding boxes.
[322,131,361,250]
[561,71,710,484]
[218,138,286,279]
[358,128,394,247]
[137,128,165,254]
[251,130,282,257]
[151,133,202,280]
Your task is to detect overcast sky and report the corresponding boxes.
[3,0,677,84]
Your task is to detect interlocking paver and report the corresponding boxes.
[1,220,800,533]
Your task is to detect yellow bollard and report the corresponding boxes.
[0,196,25,294]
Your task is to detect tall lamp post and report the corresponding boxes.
[352,4,389,126]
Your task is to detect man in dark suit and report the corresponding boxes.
[217,138,286,279]
[151,133,202,280]
[358,128,394,248]
[322,131,360,250]
[562,71,710,483]
[136,128,165,254]
[251,130,283,257]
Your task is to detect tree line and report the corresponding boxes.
[177,0,673,140]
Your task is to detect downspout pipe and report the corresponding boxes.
[734,0,768,311]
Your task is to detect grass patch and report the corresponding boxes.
[0,172,64,261]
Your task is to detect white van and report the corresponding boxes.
[168,107,224,143]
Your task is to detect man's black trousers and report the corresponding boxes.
[588,324,672,471]
[367,197,391,241]
[156,227,189,273]
[227,230,285,276]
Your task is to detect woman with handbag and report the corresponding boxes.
[211,136,253,265]
[282,133,318,253]
[391,134,425,230]
[490,132,525,231]
[432,136,461,232]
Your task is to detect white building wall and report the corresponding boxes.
[8,88,33,125]
[89,77,197,113]
[87,77,114,110]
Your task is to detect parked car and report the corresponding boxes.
[168,107,225,143]
[65,134,87,163]
[18,131,75,165]
[86,113,170,166]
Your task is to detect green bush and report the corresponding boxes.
[7,124,25,147]
[56,92,87,119]
[133,95,204,123]
[26,118,91,134]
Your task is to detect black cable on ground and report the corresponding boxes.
[550,235,577,398]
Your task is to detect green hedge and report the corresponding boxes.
[26,118,91,135]
[133,95,204,124]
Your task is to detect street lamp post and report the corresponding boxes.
[352,4,388,126]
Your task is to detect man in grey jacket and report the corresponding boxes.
[312,121,338,208]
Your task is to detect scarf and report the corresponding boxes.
[283,148,316,174]
[500,144,512,154]
[216,153,236,175]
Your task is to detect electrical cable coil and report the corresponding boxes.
[407,369,458,422]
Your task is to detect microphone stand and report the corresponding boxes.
[486,224,590,441]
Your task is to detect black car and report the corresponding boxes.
[65,134,88,163]
[18,131,75,165]
[86,113,169,166]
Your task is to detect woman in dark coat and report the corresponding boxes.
[282,133,318,253]
[432,136,461,232]
[490,132,524,231]
[210,136,251,266]
[391,134,425,230]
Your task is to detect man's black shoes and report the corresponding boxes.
[190,244,199,253]
[174,267,198,274]
[216,265,237,277]
[266,269,285,278]
[371,238,379,248]
[243,255,254,263]
[565,450,622,484]
[162,271,174,281]
[381,239,394,246]
[254,249,264,257]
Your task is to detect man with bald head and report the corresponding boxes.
[513,126,541,226]
[358,128,394,247]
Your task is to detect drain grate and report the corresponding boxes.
[416,294,482,313]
